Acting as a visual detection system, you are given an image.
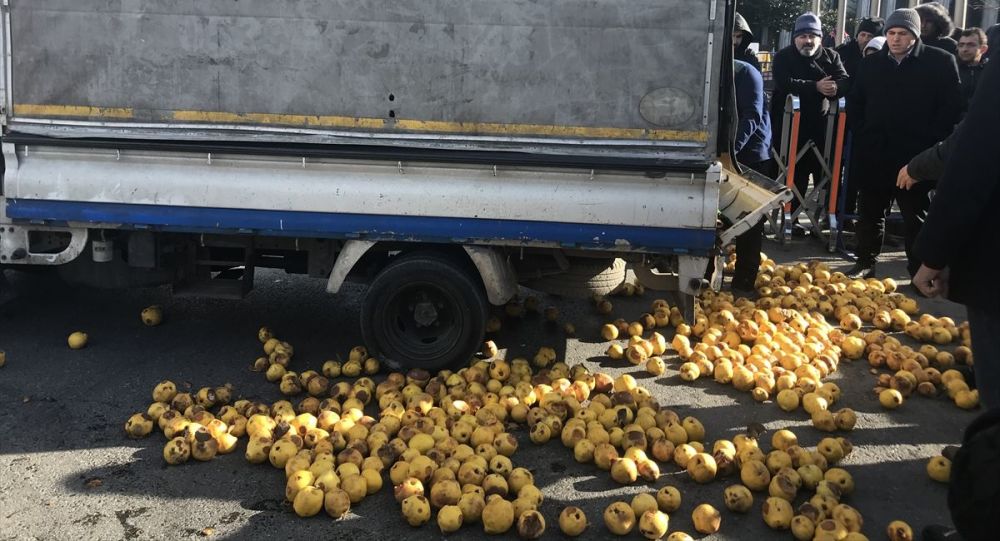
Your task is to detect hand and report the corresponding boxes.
[896,165,919,190]
[816,76,837,97]
[913,264,949,298]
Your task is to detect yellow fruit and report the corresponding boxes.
[324,488,351,518]
[686,453,717,483]
[401,495,432,527]
[630,493,658,518]
[437,505,464,534]
[67,331,88,349]
[482,496,515,534]
[341,474,367,503]
[602,324,620,341]
[955,389,980,409]
[610,458,638,484]
[638,510,670,540]
[517,509,546,540]
[762,497,793,529]
[141,305,163,326]
[286,470,315,502]
[691,503,721,534]
[926,456,951,482]
[458,492,486,523]
[125,413,154,438]
[879,389,904,409]
[790,515,815,540]
[656,485,682,513]
[724,484,754,513]
[293,486,324,517]
[886,520,913,541]
[740,460,771,491]
[666,533,695,541]
[163,437,190,465]
[604,502,636,535]
[559,506,588,537]
[646,357,666,376]
[777,389,800,412]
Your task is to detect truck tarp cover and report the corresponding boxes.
[5,0,722,162]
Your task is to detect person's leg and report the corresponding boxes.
[790,148,817,215]
[732,218,765,291]
[967,306,1000,412]
[895,182,934,278]
[851,183,893,275]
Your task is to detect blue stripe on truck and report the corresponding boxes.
[4,199,715,254]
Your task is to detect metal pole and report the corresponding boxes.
[837,0,849,45]
[953,0,968,29]
[812,0,822,15]
[870,0,882,18]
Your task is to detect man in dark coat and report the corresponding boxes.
[836,17,885,77]
[733,12,761,73]
[912,57,1000,413]
[846,8,962,279]
[769,12,848,216]
[956,27,989,112]
[730,59,773,294]
[916,2,958,56]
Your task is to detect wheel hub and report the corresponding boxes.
[412,301,439,327]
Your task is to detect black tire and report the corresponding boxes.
[361,252,488,372]
[524,257,626,298]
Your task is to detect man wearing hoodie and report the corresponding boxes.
[769,13,848,218]
[733,13,761,73]
[846,8,962,280]
[915,2,958,56]
[836,17,885,77]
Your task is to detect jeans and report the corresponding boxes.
[967,306,1000,412]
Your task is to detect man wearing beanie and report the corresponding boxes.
[769,12,848,226]
[846,8,962,281]
[836,17,885,77]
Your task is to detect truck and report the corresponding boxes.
[0,0,788,370]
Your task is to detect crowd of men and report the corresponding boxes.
[732,6,999,539]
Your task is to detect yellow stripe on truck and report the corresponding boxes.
[14,104,708,142]
[14,104,134,119]
[170,110,386,130]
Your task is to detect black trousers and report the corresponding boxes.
[854,181,933,277]
[790,145,824,214]
[731,159,776,290]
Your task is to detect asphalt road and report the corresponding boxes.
[0,237,974,541]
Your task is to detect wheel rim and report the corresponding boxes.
[380,281,464,362]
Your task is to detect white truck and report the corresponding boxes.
[0,0,786,369]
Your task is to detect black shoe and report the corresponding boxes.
[730,286,757,300]
[907,282,928,298]
[922,524,964,541]
[954,365,977,390]
[845,262,877,280]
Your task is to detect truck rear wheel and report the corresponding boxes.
[361,252,488,372]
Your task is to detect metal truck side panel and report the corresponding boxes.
[6,0,722,160]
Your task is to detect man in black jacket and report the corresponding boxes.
[957,28,989,112]
[913,58,1000,541]
[845,8,962,279]
[916,2,958,56]
[912,57,1000,413]
[733,12,761,73]
[836,17,884,77]
[770,12,848,217]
